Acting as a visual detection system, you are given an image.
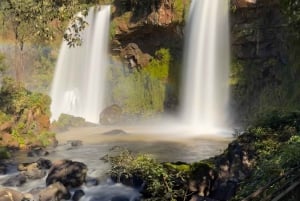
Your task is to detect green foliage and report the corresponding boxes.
[0,53,7,75]
[37,131,56,147]
[145,48,170,80]
[232,112,300,200]
[172,0,189,23]
[109,48,172,117]
[0,0,101,47]
[51,113,88,131]
[0,78,54,148]
[109,149,185,201]
[233,134,300,200]
[0,146,10,159]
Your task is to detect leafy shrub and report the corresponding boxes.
[0,146,10,159]
[51,113,88,131]
[108,148,186,201]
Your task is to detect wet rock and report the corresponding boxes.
[2,173,27,187]
[188,163,217,196]
[99,105,122,125]
[38,182,71,201]
[67,140,83,147]
[72,190,85,201]
[17,159,51,180]
[27,147,49,157]
[36,158,52,169]
[102,129,127,135]
[46,160,87,187]
[0,163,7,175]
[211,180,238,201]
[0,188,25,201]
[86,177,99,187]
[23,163,46,180]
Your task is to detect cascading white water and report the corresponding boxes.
[180,0,230,133]
[50,6,110,123]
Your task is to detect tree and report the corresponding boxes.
[0,0,106,82]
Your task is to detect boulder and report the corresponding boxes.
[38,182,71,201]
[46,160,87,187]
[27,147,49,157]
[0,189,25,201]
[99,105,122,125]
[66,140,83,148]
[36,158,52,169]
[22,163,46,180]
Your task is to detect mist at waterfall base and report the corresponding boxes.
[50,6,110,124]
[50,0,232,137]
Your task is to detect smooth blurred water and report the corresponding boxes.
[50,6,110,123]
[180,0,230,133]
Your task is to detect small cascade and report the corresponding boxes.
[50,6,111,123]
[180,0,230,133]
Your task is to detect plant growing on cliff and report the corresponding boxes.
[109,48,172,117]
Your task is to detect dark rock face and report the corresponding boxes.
[38,182,71,201]
[2,173,27,187]
[0,189,25,201]
[46,160,87,187]
[188,163,217,197]
[99,104,122,125]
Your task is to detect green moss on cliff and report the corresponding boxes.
[108,48,172,117]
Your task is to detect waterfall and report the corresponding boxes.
[50,6,111,123]
[180,0,230,133]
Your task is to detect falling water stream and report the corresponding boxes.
[180,0,230,133]
[50,6,110,123]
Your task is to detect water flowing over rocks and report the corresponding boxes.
[2,173,27,187]
[46,160,88,187]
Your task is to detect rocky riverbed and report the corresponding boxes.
[0,127,232,201]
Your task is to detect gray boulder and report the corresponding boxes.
[46,160,87,187]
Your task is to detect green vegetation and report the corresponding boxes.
[51,113,90,131]
[108,48,171,117]
[108,148,187,201]
[0,77,55,149]
[0,146,10,159]
[232,111,300,200]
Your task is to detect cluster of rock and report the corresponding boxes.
[0,158,88,201]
